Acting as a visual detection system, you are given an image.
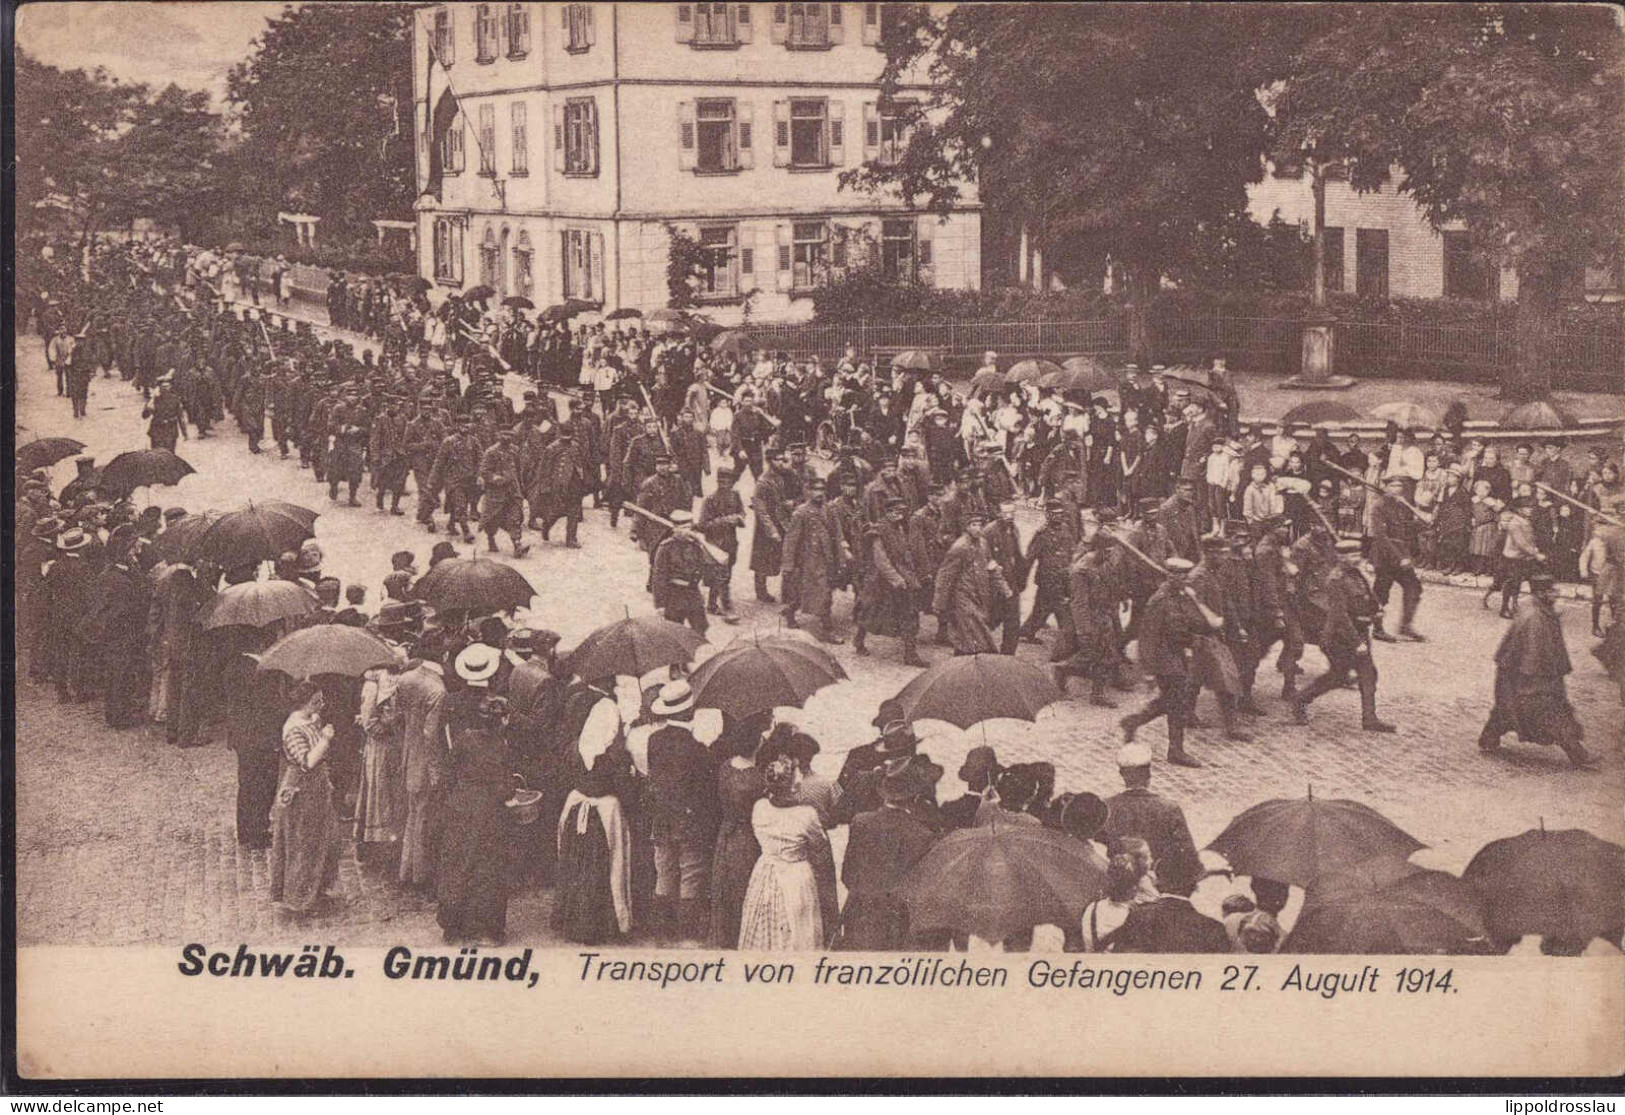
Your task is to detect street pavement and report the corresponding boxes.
[15,324,1625,946]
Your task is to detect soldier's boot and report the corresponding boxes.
[390,492,404,516]
[1219,696,1252,742]
[512,535,531,560]
[934,619,951,646]
[1371,617,1399,643]
[487,534,500,554]
[901,636,926,668]
[782,606,799,629]
[1560,737,1594,768]
[852,629,869,655]
[1399,597,1426,640]
[649,896,678,943]
[1237,689,1265,716]
[1359,677,1396,733]
[1280,668,1300,700]
[719,588,738,623]
[754,573,776,604]
[1088,677,1117,709]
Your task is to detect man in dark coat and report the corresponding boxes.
[477,430,531,557]
[853,497,925,665]
[932,513,1006,656]
[1369,476,1429,642]
[750,445,795,603]
[429,419,481,542]
[89,527,153,727]
[1155,478,1202,563]
[1118,557,1219,768]
[781,476,844,644]
[1288,550,1397,734]
[644,680,718,943]
[143,377,187,451]
[651,510,712,636]
[1102,742,1203,896]
[369,400,411,514]
[838,756,939,950]
[45,528,99,702]
[232,371,267,454]
[1109,874,1230,954]
[1478,574,1591,766]
[532,427,589,548]
[1055,511,1123,707]
[1020,499,1078,641]
[697,465,746,619]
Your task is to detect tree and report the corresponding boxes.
[227,3,416,243]
[841,3,1287,364]
[1271,4,1625,400]
[111,84,228,241]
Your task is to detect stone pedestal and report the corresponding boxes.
[1282,316,1356,390]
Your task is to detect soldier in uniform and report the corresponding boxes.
[143,375,187,451]
[781,476,845,645]
[826,473,865,599]
[1369,475,1429,643]
[532,427,588,548]
[1054,510,1124,707]
[651,508,713,636]
[1119,557,1222,768]
[603,396,641,528]
[405,402,444,532]
[634,454,694,589]
[861,453,911,524]
[697,464,746,620]
[749,444,795,604]
[622,416,667,512]
[908,484,955,645]
[429,417,482,543]
[853,497,925,666]
[1288,544,1397,733]
[326,395,369,507]
[931,512,1006,656]
[984,497,1027,655]
[1019,498,1078,642]
[670,407,710,499]
[477,429,531,557]
[370,398,411,515]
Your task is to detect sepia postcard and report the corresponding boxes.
[9,0,1625,1085]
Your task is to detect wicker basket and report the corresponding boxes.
[505,785,544,826]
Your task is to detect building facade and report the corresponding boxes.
[412,2,981,322]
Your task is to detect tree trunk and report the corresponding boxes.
[1506,263,1559,403]
[1310,166,1327,310]
[1124,262,1158,367]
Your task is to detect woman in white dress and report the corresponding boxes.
[737,756,838,950]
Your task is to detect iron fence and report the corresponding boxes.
[739,313,1621,393]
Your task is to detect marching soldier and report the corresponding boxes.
[1019,498,1078,642]
[781,476,846,645]
[908,484,955,645]
[429,417,482,543]
[404,403,444,532]
[369,398,410,515]
[750,444,795,604]
[1288,544,1397,733]
[651,508,714,636]
[1119,557,1223,768]
[931,512,1007,656]
[697,464,746,620]
[1055,510,1126,707]
[635,454,694,588]
[531,426,589,548]
[1370,475,1429,643]
[853,496,926,665]
[477,429,531,557]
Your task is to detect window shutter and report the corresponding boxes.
[737,101,754,169]
[443,10,456,64]
[561,231,572,298]
[586,5,597,45]
[741,245,754,276]
[553,104,564,169]
[828,2,844,42]
[772,100,790,167]
[862,2,880,45]
[676,4,694,42]
[678,101,696,170]
[771,3,788,43]
[916,216,934,283]
[776,224,793,291]
[863,102,879,159]
[828,100,845,165]
[562,4,570,31]
[588,98,600,174]
[590,232,605,302]
[735,3,753,41]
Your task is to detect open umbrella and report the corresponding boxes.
[1054,355,1118,394]
[257,623,404,680]
[687,633,846,719]
[1370,401,1441,430]
[895,820,1108,943]
[18,437,86,472]
[1038,363,1112,393]
[605,307,643,321]
[197,579,318,630]
[1282,856,1489,955]
[224,241,246,252]
[406,276,432,294]
[147,510,220,564]
[890,349,935,372]
[712,329,760,355]
[96,449,195,496]
[890,653,1063,730]
[197,501,319,568]
[564,614,707,682]
[647,308,686,325]
[1501,400,1578,430]
[1206,790,1426,888]
[464,284,497,302]
[968,367,1006,395]
[1000,359,1053,385]
[1462,826,1625,945]
[502,295,535,310]
[411,556,536,613]
[506,659,555,719]
[1280,400,1363,427]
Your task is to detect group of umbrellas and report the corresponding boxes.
[1279,398,1581,431]
[18,438,195,500]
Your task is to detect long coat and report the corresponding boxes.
[782,500,841,617]
[1490,600,1583,747]
[857,520,922,637]
[932,535,1003,654]
[750,467,795,575]
[838,804,937,950]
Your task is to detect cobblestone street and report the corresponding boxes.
[16,326,1625,947]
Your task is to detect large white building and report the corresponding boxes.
[411,2,981,322]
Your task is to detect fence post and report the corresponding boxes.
[859,317,867,357]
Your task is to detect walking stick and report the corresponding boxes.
[1535,481,1624,527]
[1103,528,1225,629]
[621,502,730,565]
[1322,460,1434,520]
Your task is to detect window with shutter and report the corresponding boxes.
[510,102,528,174]
[862,2,879,44]
[737,102,754,169]
[791,221,828,289]
[876,98,915,166]
[507,4,529,56]
[828,100,845,165]
[695,99,738,172]
[433,9,455,65]
[787,2,831,47]
[788,98,828,167]
[881,218,915,282]
[772,101,790,167]
[829,2,844,42]
[692,1,739,45]
[771,3,788,43]
[513,231,533,296]
[678,101,697,171]
[565,4,593,52]
[863,103,879,160]
[553,104,564,168]
[741,247,754,275]
[564,97,598,175]
[589,232,605,302]
[916,217,933,276]
[696,225,740,299]
[675,4,694,42]
[476,4,497,62]
[477,104,496,175]
[736,3,753,41]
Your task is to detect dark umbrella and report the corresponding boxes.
[147,510,221,564]
[968,367,1006,394]
[543,299,595,322]
[464,284,497,301]
[197,501,319,568]
[18,437,86,472]
[406,277,432,294]
[1038,362,1116,394]
[890,349,935,371]
[197,579,318,630]
[1462,826,1625,945]
[895,820,1108,942]
[257,623,404,680]
[647,308,687,325]
[564,614,707,682]
[96,449,195,496]
[411,556,536,613]
[1206,789,1427,888]
[712,329,760,355]
[605,307,643,320]
[687,634,846,719]
[1055,355,1118,393]
[1280,400,1363,427]
[1502,400,1578,430]
[1282,856,1489,955]
[890,653,1063,730]
[506,659,555,718]
[502,295,535,310]
[224,241,246,252]
[1006,358,1061,385]
[1370,401,1440,430]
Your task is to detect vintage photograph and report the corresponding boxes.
[10,0,1625,1082]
